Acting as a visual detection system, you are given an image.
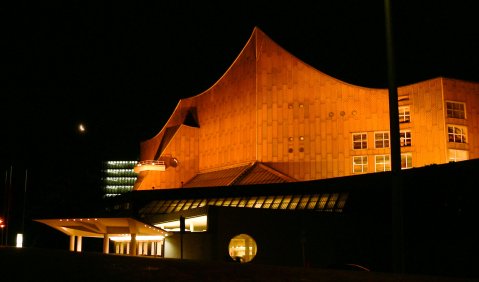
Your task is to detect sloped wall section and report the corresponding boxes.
[134,26,479,190]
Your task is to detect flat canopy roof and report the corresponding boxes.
[34,217,170,239]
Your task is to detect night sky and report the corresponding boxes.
[1,1,479,215]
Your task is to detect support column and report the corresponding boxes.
[103,234,110,254]
[76,235,82,252]
[120,242,125,254]
[143,242,148,255]
[130,234,137,256]
[69,236,75,252]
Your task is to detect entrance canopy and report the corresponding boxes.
[34,217,170,241]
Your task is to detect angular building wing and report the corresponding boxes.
[133,26,479,190]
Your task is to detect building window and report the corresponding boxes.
[398,106,410,123]
[375,155,391,172]
[448,149,469,162]
[448,125,467,143]
[352,156,368,173]
[400,130,412,147]
[375,132,390,148]
[228,234,257,263]
[401,153,412,169]
[352,133,368,149]
[446,101,465,119]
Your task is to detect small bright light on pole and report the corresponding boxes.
[0,218,4,246]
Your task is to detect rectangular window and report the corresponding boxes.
[279,195,292,209]
[317,194,329,210]
[400,130,412,147]
[325,194,339,211]
[288,195,301,210]
[446,101,465,119]
[230,198,240,207]
[401,153,412,169]
[352,156,368,173]
[191,199,202,209]
[375,132,390,148]
[271,196,283,209]
[448,149,469,162]
[297,196,310,209]
[307,194,319,209]
[375,155,391,172]
[352,133,368,149]
[336,193,348,211]
[215,198,225,206]
[245,197,257,208]
[448,125,467,143]
[237,198,247,208]
[254,196,266,208]
[398,106,411,123]
[262,196,273,209]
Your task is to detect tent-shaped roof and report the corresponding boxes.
[182,162,295,188]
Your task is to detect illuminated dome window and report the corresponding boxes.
[228,234,257,263]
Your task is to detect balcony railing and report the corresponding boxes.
[134,160,166,173]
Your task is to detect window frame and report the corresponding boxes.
[352,155,368,173]
[401,153,412,169]
[374,131,390,149]
[448,149,469,162]
[375,154,391,172]
[352,132,368,150]
[399,130,412,147]
[446,101,466,119]
[447,125,467,143]
[398,106,411,123]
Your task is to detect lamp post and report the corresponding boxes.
[0,218,5,246]
[384,0,405,273]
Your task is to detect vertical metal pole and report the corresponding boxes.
[2,170,7,246]
[180,216,185,259]
[22,169,28,234]
[384,0,405,273]
[5,166,13,246]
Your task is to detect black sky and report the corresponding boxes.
[2,0,479,178]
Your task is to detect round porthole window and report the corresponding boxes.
[228,234,257,263]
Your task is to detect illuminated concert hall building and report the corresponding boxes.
[133,27,479,190]
[37,27,479,276]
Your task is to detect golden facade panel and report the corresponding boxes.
[133,27,479,190]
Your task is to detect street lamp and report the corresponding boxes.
[0,218,5,246]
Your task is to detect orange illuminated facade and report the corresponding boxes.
[134,27,479,190]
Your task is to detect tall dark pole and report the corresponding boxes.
[21,169,28,234]
[384,0,405,273]
[2,169,7,246]
[4,166,13,246]
[180,216,185,259]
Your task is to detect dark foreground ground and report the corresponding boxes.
[0,247,476,282]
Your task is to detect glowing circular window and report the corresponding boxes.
[228,234,257,263]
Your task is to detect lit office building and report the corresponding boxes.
[102,161,137,198]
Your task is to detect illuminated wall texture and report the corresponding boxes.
[133,27,479,190]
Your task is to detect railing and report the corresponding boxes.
[134,160,166,173]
